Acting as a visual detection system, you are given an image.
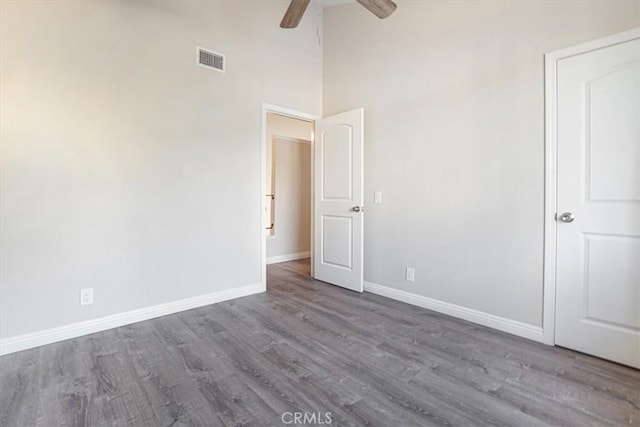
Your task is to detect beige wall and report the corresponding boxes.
[323,1,639,327]
[265,113,314,202]
[0,0,322,339]
[265,114,313,258]
[269,138,312,259]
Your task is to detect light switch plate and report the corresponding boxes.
[405,267,415,282]
[374,191,383,204]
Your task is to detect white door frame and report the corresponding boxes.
[542,27,640,345]
[261,103,320,289]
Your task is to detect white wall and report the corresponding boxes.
[265,114,313,259]
[323,0,639,327]
[0,0,322,340]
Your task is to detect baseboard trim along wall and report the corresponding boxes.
[0,282,265,356]
[266,251,311,265]
[364,281,544,343]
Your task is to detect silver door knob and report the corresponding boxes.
[352,206,364,212]
[558,212,575,223]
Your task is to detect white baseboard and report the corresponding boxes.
[364,281,543,343]
[0,282,265,356]
[266,251,310,265]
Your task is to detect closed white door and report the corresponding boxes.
[314,109,364,292]
[555,35,640,368]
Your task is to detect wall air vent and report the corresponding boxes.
[197,47,225,73]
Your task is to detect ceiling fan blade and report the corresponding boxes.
[355,0,397,19]
[280,0,311,29]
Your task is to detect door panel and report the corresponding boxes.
[314,109,364,292]
[555,37,640,368]
[321,216,353,269]
[587,64,640,201]
[322,126,353,200]
[584,234,640,329]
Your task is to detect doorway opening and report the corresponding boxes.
[266,119,312,265]
[261,104,319,288]
[261,104,365,293]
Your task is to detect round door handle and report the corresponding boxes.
[558,212,575,223]
[352,206,364,212]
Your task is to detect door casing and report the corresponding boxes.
[542,27,640,346]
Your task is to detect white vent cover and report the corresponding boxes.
[197,47,225,73]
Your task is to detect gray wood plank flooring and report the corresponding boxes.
[1,259,639,426]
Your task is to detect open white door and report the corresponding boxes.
[313,109,364,292]
[555,34,640,368]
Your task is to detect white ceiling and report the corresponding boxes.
[319,0,354,8]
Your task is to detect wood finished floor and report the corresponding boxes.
[1,259,639,426]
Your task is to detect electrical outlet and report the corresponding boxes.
[80,288,94,305]
[405,267,415,282]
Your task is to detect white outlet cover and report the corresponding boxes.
[80,288,94,305]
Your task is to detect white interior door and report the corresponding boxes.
[314,109,364,292]
[555,36,640,368]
